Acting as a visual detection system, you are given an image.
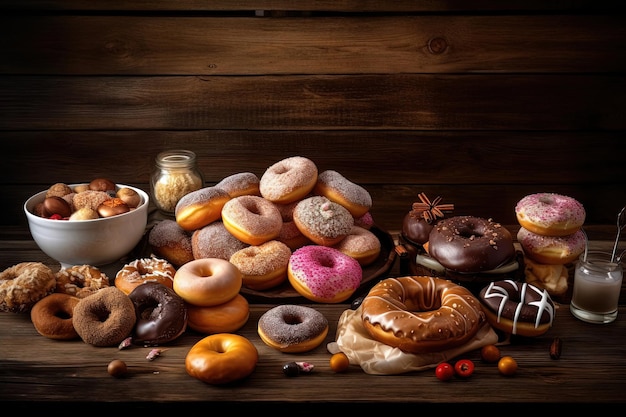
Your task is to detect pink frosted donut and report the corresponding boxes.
[517,227,586,265]
[515,193,585,236]
[259,156,318,204]
[288,245,362,303]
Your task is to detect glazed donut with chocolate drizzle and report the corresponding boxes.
[361,276,486,354]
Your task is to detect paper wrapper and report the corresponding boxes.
[328,305,498,375]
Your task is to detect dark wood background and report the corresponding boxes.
[1,1,625,240]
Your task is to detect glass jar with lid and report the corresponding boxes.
[150,150,204,216]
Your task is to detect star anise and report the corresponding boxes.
[410,192,454,224]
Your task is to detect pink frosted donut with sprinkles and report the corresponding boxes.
[288,245,362,303]
[517,227,586,265]
[515,193,585,237]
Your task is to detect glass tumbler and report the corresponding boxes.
[570,250,622,324]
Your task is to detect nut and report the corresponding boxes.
[549,337,562,360]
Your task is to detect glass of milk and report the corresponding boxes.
[570,251,623,324]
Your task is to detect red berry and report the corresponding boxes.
[454,359,475,378]
[435,362,454,381]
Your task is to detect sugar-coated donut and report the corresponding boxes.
[30,293,80,340]
[148,219,194,267]
[55,265,110,299]
[72,286,137,346]
[258,304,329,353]
[173,258,242,307]
[288,245,362,303]
[428,216,516,273]
[221,195,283,246]
[0,262,57,313]
[314,170,372,218]
[361,276,486,354]
[229,240,292,290]
[191,221,248,261]
[517,227,586,265]
[128,282,188,346]
[72,190,110,212]
[273,201,311,250]
[293,196,354,246]
[354,211,374,230]
[515,193,586,237]
[185,333,258,385]
[479,280,555,337]
[115,257,176,295]
[259,156,318,204]
[175,186,231,231]
[216,172,261,198]
[186,293,249,334]
[332,225,381,266]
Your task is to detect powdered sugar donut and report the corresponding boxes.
[515,193,586,236]
[257,304,329,353]
[517,227,586,265]
[221,195,283,246]
[259,156,318,204]
[191,221,248,260]
[288,245,362,303]
[332,225,381,266]
[148,219,194,267]
[216,172,261,198]
[314,170,372,218]
[293,196,354,246]
[230,240,292,291]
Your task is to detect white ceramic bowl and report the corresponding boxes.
[24,184,149,268]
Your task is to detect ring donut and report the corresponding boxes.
[128,281,188,346]
[478,279,555,337]
[517,227,586,265]
[30,293,80,340]
[185,333,258,385]
[173,258,242,307]
[229,240,292,291]
[221,195,283,246]
[293,196,354,246]
[361,276,486,354]
[115,257,176,295]
[314,169,372,218]
[257,304,329,353]
[259,156,318,204]
[55,265,110,298]
[0,262,57,313]
[186,293,250,334]
[515,193,586,236]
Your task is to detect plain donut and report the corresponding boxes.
[173,258,242,307]
[30,293,80,340]
[186,293,250,334]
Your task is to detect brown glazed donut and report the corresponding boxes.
[0,262,57,313]
[478,279,555,337]
[30,293,80,340]
[361,276,486,354]
[428,215,516,273]
[128,282,188,346]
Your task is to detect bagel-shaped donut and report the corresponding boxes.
[428,215,516,273]
[257,304,329,353]
[314,170,372,218]
[0,262,57,313]
[288,245,362,303]
[517,227,586,265]
[175,186,231,231]
[229,240,292,291]
[515,193,586,237]
[173,258,242,307]
[186,293,250,334]
[478,279,555,337]
[55,265,110,299]
[361,276,486,354]
[332,225,381,266]
[185,333,258,385]
[30,293,80,340]
[148,219,194,267]
[128,282,188,346]
[72,286,137,347]
[115,257,176,295]
[293,196,354,246]
[259,156,318,204]
[191,221,248,261]
[216,172,261,198]
[221,195,283,246]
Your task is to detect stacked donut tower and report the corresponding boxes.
[150,155,381,304]
[515,193,587,298]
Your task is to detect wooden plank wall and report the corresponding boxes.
[1,1,625,240]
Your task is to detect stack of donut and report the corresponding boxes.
[515,193,586,298]
[150,155,381,302]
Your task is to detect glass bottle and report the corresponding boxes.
[150,150,204,216]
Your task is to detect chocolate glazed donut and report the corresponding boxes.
[428,216,515,273]
[128,282,188,346]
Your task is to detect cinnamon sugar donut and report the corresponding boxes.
[259,156,318,204]
[314,170,372,218]
[191,221,248,261]
[230,240,292,290]
[55,265,110,298]
[148,219,194,267]
[72,286,137,346]
[175,186,231,231]
[115,257,176,295]
[0,262,56,313]
[332,225,381,266]
[515,193,586,237]
[216,172,261,198]
[30,293,80,340]
[361,276,486,354]
[293,196,354,246]
[221,195,283,246]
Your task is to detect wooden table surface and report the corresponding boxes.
[2,226,626,409]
